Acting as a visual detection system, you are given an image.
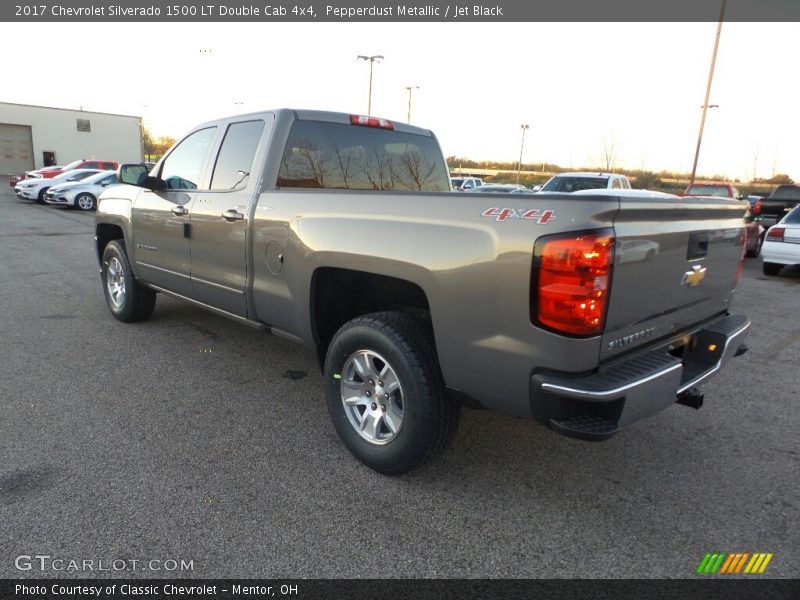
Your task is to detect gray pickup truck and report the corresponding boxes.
[95,109,750,474]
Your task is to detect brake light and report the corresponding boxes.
[533,231,614,336]
[350,115,394,130]
[767,227,785,241]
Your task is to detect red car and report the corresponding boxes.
[11,159,119,187]
[681,181,740,199]
[27,158,119,180]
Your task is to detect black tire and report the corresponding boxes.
[75,192,96,211]
[763,262,782,276]
[324,311,459,475]
[37,187,49,204]
[101,240,156,322]
[645,250,656,262]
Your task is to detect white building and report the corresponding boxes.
[0,102,142,175]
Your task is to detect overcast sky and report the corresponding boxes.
[3,21,797,180]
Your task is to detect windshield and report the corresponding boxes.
[541,176,609,193]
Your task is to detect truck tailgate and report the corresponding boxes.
[600,196,745,362]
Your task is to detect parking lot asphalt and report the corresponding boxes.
[0,181,798,579]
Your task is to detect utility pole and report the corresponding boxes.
[357,55,384,115]
[689,0,727,187]
[404,85,419,123]
[517,124,529,185]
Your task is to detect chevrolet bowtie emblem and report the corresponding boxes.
[682,265,707,287]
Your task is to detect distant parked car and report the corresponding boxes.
[682,182,741,199]
[758,184,800,228]
[744,195,765,214]
[537,172,632,192]
[743,205,765,258]
[761,205,800,276]
[26,158,118,180]
[465,183,527,193]
[9,173,26,188]
[15,169,101,203]
[44,170,118,211]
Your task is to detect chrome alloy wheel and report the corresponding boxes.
[340,350,404,445]
[106,257,126,308]
[76,194,94,210]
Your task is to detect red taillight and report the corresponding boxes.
[350,115,394,130]
[767,227,785,241]
[533,231,614,336]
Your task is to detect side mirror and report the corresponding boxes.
[119,163,164,191]
[531,185,542,192]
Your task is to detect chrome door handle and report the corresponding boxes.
[222,209,244,222]
[171,205,189,216]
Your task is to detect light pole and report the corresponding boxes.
[689,0,726,187]
[357,54,384,115]
[404,85,420,123]
[517,124,529,185]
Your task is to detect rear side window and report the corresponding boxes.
[783,206,800,224]
[774,186,800,200]
[277,120,450,192]
[210,120,265,191]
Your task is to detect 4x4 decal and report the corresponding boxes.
[481,207,556,224]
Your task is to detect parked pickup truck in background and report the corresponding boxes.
[682,182,763,257]
[95,109,750,474]
[682,181,740,199]
[450,176,483,191]
[535,172,632,193]
[759,184,800,226]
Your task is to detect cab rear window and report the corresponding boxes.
[277,120,450,192]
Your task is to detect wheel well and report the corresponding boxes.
[95,223,124,263]
[311,267,432,365]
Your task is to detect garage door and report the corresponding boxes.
[0,123,34,175]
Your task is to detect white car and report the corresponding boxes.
[537,172,632,193]
[761,205,800,276]
[15,169,101,203]
[45,170,118,211]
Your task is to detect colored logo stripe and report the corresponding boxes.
[744,553,773,574]
[719,553,749,573]
[697,553,726,574]
[697,552,773,574]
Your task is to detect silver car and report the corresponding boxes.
[15,168,101,203]
[45,170,118,211]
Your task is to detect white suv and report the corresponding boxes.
[537,172,631,193]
